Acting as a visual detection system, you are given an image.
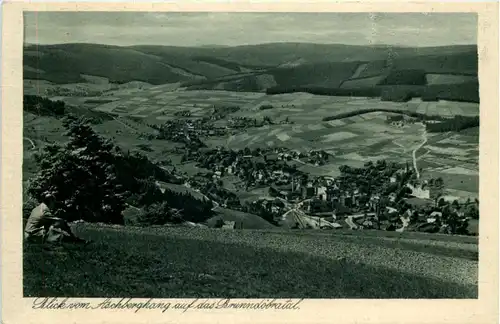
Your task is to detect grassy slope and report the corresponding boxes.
[24,224,477,298]
[207,208,276,229]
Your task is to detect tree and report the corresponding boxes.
[465,204,479,219]
[437,198,447,207]
[136,202,183,226]
[430,177,445,206]
[28,115,126,224]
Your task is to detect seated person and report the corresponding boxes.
[24,198,90,244]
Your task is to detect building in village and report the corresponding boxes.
[406,183,430,199]
[301,186,316,199]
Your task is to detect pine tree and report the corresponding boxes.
[28,115,127,224]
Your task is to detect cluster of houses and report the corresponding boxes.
[184,146,331,188]
[155,119,227,145]
[269,175,354,204]
[386,115,417,128]
[226,116,272,129]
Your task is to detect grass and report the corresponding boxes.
[207,208,276,229]
[423,171,479,193]
[426,74,478,85]
[24,224,478,298]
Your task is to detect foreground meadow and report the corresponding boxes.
[24,224,478,298]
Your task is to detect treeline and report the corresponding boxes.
[24,95,66,116]
[422,81,479,103]
[266,85,381,98]
[114,150,182,197]
[322,109,479,132]
[378,69,427,86]
[266,82,479,103]
[322,108,446,122]
[426,115,480,133]
[130,178,214,224]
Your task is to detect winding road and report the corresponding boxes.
[412,124,428,179]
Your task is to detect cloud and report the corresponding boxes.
[24,12,477,47]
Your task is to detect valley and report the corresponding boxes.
[22,40,480,299]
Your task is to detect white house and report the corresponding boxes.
[430,211,442,218]
[316,186,328,201]
[406,184,430,199]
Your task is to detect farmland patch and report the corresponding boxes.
[276,132,291,142]
[425,145,469,156]
[441,167,479,176]
[322,132,358,143]
[340,75,385,89]
[421,171,478,193]
[426,74,478,85]
[326,120,347,127]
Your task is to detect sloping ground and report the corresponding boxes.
[391,51,478,75]
[24,224,477,298]
[155,182,207,201]
[24,43,477,87]
[206,208,276,229]
[269,62,360,88]
[23,44,238,84]
[151,43,475,67]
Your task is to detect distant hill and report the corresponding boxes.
[23,42,478,102]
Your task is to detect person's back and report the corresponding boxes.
[24,202,52,241]
[24,201,90,244]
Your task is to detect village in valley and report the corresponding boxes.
[23,82,480,236]
[149,113,476,235]
[20,12,482,300]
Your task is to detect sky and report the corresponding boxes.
[24,12,477,47]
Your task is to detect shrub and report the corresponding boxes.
[136,202,183,226]
[23,197,39,219]
[259,104,274,110]
[23,95,66,116]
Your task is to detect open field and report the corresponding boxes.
[46,89,479,123]
[25,89,479,198]
[24,224,478,298]
[426,74,478,85]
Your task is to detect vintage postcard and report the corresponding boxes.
[1,1,498,324]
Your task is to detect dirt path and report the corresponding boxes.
[412,124,428,179]
[23,137,36,150]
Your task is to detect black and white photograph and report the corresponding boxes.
[21,11,481,299]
